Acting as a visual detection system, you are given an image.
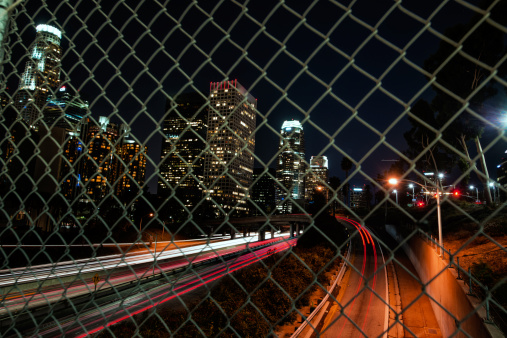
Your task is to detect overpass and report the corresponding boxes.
[203,214,313,240]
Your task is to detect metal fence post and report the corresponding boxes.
[485,286,491,323]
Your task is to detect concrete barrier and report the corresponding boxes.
[386,224,491,338]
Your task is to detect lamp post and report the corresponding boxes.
[393,189,398,204]
[409,183,415,201]
[139,213,154,233]
[389,177,443,256]
[469,185,479,202]
[488,182,496,204]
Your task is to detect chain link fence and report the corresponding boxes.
[1,0,506,337]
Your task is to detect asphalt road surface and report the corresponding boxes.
[320,217,388,337]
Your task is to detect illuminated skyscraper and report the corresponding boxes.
[275,120,306,213]
[15,24,62,127]
[204,80,257,216]
[80,117,120,201]
[44,86,88,129]
[116,126,147,199]
[158,92,207,207]
[305,155,329,202]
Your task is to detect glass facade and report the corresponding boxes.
[15,24,62,127]
[158,92,207,207]
[204,80,257,216]
[275,120,306,213]
[305,155,329,203]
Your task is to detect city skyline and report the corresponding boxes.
[3,1,505,193]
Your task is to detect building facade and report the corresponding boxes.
[116,126,147,199]
[305,155,329,203]
[251,167,276,215]
[158,92,207,207]
[44,86,88,129]
[275,120,306,214]
[15,24,62,128]
[203,80,257,216]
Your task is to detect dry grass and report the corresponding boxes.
[445,231,507,278]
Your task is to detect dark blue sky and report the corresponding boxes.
[8,0,506,192]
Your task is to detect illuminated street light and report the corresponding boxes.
[488,182,496,203]
[408,183,415,200]
[140,213,154,233]
[469,185,479,202]
[389,177,443,256]
[393,189,398,204]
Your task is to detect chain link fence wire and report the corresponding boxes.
[0,0,506,337]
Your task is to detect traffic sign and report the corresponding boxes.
[93,273,100,292]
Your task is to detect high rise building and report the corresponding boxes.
[351,187,365,208]
[275,120,306,214]
[204,80,257,216]
[158,92,207,207]
[305,155,329,203]
[60,119,147,203]
[44,86,88,129]
[80,116,120,201]
[116,126,147,199]
[60,128,86,201]
[251,167,276,215]
[14,24,62,127]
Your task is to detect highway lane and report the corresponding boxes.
[30,239,297,337]
[0,234,288,288]
[320,217,388,337]
[1,234,290,316]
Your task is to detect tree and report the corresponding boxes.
[405,0,506,204]
[340,157,353,207]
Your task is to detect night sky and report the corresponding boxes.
[7,0,506,192]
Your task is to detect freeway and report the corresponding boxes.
[0,234,289,319]
[12,238,297,337]
[319,216,388,337]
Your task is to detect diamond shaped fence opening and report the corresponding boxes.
[0,0,506,337]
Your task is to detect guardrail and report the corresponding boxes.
[291,241,352,337]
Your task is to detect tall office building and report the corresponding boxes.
[305,155,329,203]
[44,86,88,129]
[158,92,207,207]
[80,116,120,202]
[116,125,147,199]
[14,24,62,127]
[275,120,306,213]
[60,119,147,203]
[251,167,276,215]
[60,128,86,201]
[204,80,257,216]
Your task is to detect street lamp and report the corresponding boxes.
[488,182,496,203]
[389,177,443,256]
[393,189,398,204]
[469,185,479,202]
[408,183,415,201]
[139,213,154,233]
